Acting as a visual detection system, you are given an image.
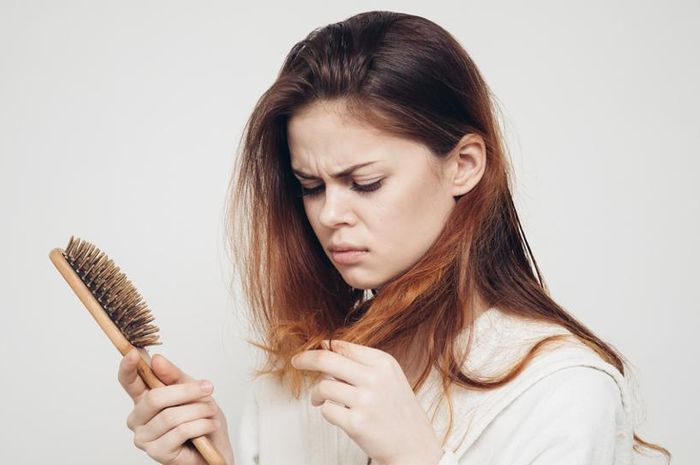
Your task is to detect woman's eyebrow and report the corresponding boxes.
[292,161,379,180]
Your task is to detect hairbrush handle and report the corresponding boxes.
[49,248,227,465]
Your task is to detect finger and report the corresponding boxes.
[293,349,365,386]
[128,380,214,430]
[310,377,356,408]
[318,399,351,431]
[118,348,148,403]
[322,339,387,365]
[138,399,219,443]
[146,417,220,457]
[150,353,195,385]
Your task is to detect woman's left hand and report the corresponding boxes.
[291,339,444,465]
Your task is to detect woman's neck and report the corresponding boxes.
[396,297,491,387]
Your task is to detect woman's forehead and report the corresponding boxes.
[288,133,428,177]
[289,117,392,166]
[289,104,386,147]
[288,112,431,170]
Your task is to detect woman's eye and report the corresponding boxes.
[299,184,323,197]
[298,180,383,198]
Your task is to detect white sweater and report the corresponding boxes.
[233,307,641,465]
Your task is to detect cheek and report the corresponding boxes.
[367,183,425,244]
[302,202,324,237]
[389,176,442,225]
[373,178,450,256]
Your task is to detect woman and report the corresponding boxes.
[117,10,670,465]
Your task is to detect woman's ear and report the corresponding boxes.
[447,133,486,198]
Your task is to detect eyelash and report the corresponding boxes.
[298,180,383,198]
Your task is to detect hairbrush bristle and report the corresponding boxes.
[62,235,161,348]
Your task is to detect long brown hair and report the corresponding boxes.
[224,10,669,462]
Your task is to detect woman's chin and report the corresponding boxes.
[340,273,388,292]
[340,274,375,290]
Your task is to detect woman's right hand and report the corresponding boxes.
[118,348,235,465]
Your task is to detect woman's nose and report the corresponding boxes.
[317,185,355,227]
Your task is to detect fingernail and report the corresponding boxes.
[200,381,213,393]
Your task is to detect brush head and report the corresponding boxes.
[61,235,162,348]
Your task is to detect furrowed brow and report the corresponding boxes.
[292,161,379,180]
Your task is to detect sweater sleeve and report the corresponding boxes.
[234,381,260,465]
[440,366,627,465]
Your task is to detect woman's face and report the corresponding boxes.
[287,100,483,290]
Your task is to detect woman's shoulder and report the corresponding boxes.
[443,365,636,464]
[429,306,641,460]
[465,306,639,412]
[463,307,625,379]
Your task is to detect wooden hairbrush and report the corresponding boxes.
[49,235,226,465]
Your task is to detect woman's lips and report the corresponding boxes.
[330,249,369,265]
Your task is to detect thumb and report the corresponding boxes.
[150,353,195,385]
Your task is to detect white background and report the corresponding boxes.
[1,1,696,464]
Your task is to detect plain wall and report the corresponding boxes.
[1,1,697,463]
